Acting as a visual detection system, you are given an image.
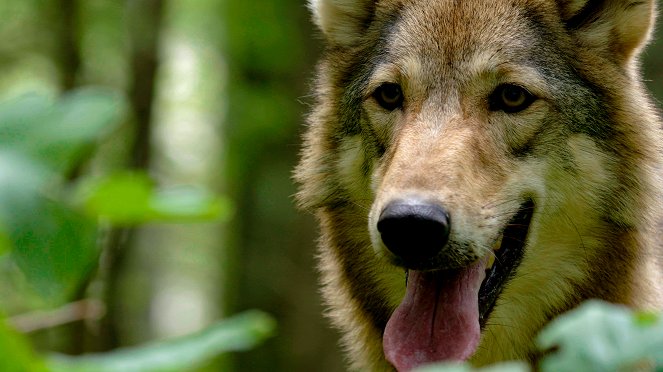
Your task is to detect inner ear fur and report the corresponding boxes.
[309,0,376,46]
[558,0,656,66]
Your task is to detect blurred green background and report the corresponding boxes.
[0,1,661,372]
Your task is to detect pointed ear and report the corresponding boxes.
[557,0,656,66]
[309,0,376,46]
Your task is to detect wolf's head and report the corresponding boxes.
[297,0,662,370]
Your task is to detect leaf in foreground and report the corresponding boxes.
[0,89,126,173]
[0,152,98,302]
[0,318,47,372]
[415,361,529,372]
[538,300,663,371]
[48,310,276,372]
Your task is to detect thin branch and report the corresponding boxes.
[8,300,106,334]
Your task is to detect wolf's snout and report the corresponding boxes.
[377,200,450,266]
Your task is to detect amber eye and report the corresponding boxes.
[490,84,536,113]
[373,83,404,111]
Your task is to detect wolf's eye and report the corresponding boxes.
[373,83,404,111]
[490,84,536,113]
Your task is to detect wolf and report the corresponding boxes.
[295,0,663,370]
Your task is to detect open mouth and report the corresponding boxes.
[382,200,534,371]
[479,199,534,328]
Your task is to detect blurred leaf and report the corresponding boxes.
[48,310,276,372]
[6,195,98,303]
[0,230,9,256]
[0,88,126,173]
[0,151,97,303]
[0,90,118,303]
[0,318,47,372]
[0,94,50,139]
[150,187,229,221]
[538,300,663,371]
[79,172,232,224]
[0,150,52,192]
[78,172,152,223]
[0,152,42,257]
[633,311,660,327]
[415,362,529,372]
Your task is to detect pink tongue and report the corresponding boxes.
[383,260,486,371]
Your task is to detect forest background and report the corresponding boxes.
[0,1,662,372]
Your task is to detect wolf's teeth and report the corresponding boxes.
[492,234,503,251]
[486,254,496,269]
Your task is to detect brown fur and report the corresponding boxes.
[296,0,663,370]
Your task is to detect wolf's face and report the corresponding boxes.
[297,0,661,370]
[362,3,614,368]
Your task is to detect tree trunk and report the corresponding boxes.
[58,0,80,91]
[100,0,165,351]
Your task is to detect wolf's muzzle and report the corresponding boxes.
[377,200,450,267]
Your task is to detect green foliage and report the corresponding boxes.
[0,89,126,174]
[8,193,97,302]
[416,301,663,372]
[0,309,275,372]
[78,172,232,225]
[0,90,125,302]
[0,318,47,372]
[538,301,663,371]
[0,90,229,302]
[0,89,266,371]
[48,310,276,372]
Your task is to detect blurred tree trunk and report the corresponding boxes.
[43,0,84,355]
[58,0,80,91]
[100,0,164,351]
[127,0,164,170]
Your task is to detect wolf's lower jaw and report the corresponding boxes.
[382,200,535,371]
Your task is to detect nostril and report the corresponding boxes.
[377,200,451,265]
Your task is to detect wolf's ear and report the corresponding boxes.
[309,0,376,46]
[557,0,656,65]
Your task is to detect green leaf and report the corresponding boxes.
[150,187,227,221]
[48,310,276,372]
[0,229,9,256]
[0,89,126,173]
[7,196,98,303]
[79,172,232,224]
[0,94,51,141]
[633,311,660,328]
[0,153,38,256]
[0,317,47,372]
[538,300,663,371]
[78,172,153,223]
[0,151,97,302]
[0,151,52,192]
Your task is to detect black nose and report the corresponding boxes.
[377,200,450,265]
